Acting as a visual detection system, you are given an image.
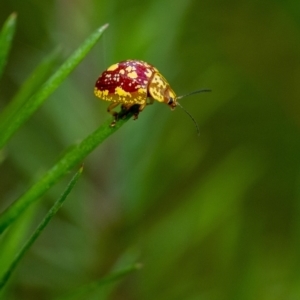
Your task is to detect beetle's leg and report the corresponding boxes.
[117,101,147,122]
[107,102,120,116]
[120,104,130,113]
[118,104,131,118]
[146,98,154,105]
[118,104,143,120]
[107,102,120,127]
[119,104,137,119]
[132,103,147,120]
[138,103,147,112]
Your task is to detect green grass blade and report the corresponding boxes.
[0,13,17,79]
[0,116,130,234]
[0,166,83,290]
[0,203,38,275]
[0,23,109,149]
[0,48,61,128]
[55,263,141,300]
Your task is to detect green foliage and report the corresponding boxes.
[55,263,141,300]
[1,1,300,300]
[0,49,61,130]
[0,116,129,234]
[0,166,83,290]
[0,19,111,232]
[0,23,109,149]
[0,12,134,299]
[0,13,16,79]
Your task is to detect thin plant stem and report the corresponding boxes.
[0,166,83,290]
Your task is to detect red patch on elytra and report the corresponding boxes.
[95,60,157,95]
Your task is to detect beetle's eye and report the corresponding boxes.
[168,98,174,105]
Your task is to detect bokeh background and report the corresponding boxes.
[1,0,300,299]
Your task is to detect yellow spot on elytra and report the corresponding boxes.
[115,86,131,97]
[145,69,152,78]
[107,64,119,71]
[127,71,138,79]
[138,88,146,94]
[125,66,132,72]
[119,69,125,74]
[94,88,109,99]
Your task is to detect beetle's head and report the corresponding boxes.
[167,97,177,110]
[165,88,177,110]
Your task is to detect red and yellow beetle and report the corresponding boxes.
[94,59,210,132]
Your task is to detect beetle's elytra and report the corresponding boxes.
[94,59,210,130]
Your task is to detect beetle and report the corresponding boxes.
[94,59,210,132]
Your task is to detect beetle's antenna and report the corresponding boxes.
[176,88,211,100]
[175,88,211,136]
[176,102,200,136]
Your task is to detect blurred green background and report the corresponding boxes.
[1,0,300,299]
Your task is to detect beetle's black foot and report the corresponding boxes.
[119,110,130,120]
[129,104,140,120]
[110,112,119,127]
[120,104,140,120]
[133,112,139,120]
[110,104,141,127]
